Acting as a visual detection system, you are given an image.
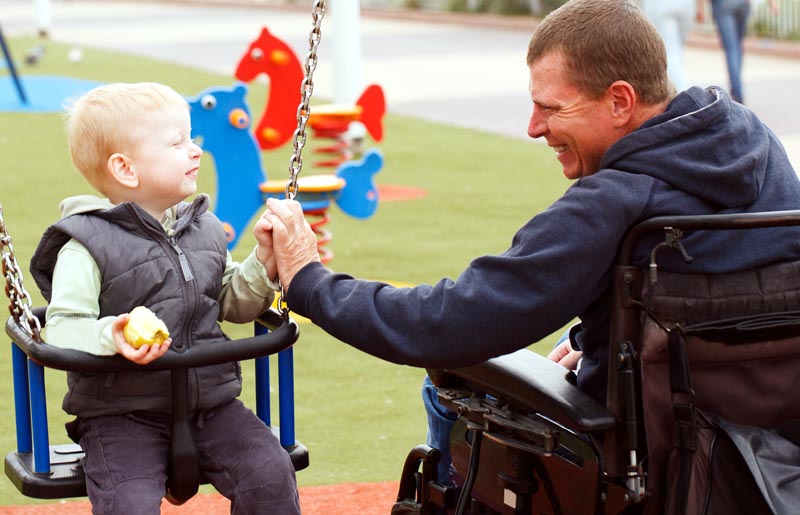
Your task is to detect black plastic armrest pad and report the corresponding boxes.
[439,349,615,433]
[5,309,299,373]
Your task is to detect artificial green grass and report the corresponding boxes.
[0,35,570,504]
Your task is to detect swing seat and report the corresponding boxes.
[4,430,308,500]
[394,210,800,515]
[4,307,308,503]
[5,443,85,499]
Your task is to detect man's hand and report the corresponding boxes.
[547,338,582,370]
[264,198,322,291]
[112,314,171,365]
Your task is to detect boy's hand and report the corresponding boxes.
[254,210,278,281]
[112,314,171,365]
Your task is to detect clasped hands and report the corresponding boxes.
[253,199,582,370]
[112,198,318,365]
[255,198,583,371]
[253,197,323,293]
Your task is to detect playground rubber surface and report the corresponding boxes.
[0,480,399,514]
[376,184,427,202]
[0,76,102,113]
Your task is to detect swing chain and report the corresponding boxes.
[0,203,42,342]
[285,0,326,202]
[279,0,326,318]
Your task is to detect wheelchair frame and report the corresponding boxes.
[394,210,800,515]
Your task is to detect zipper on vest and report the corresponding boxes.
[127,204,195,283]
[168,235,195,282]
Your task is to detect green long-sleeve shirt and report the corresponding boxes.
[44,196,278,355]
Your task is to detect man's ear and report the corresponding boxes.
[107,153,138,188]
[606,80,636,128]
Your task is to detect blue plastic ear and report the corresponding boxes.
[187,83,266,249]
[335,148,383,219]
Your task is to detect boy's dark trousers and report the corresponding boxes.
[68,399,300,515]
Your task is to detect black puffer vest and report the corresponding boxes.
[30,195,242,417]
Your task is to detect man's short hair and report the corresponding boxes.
[527,0,673,104]
[64,82,189,194]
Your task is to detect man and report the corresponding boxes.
[264,0,800,480]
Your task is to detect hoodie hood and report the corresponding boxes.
[31,194,211,302]
[57,194,209,234]
[58,195,115,217]
[600,87,769,208]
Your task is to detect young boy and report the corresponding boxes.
[29,82,300,514]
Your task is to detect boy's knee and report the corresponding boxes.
[90,478,163,515]
[232,488,300,515]
[232,453,299,514]
[231,430,298,500]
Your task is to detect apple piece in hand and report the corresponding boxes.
[123,306,170,349]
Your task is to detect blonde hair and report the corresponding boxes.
[64,82,189,194]
[527,0,673,104]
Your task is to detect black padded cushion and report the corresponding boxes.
[435,349,615,433]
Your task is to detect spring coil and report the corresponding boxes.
[304,208,333,263]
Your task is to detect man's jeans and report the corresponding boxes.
[422,374,458,483]
[422,328,574,484]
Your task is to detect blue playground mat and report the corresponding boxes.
[0,75,103,113]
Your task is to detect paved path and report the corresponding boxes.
[2,0,799,170]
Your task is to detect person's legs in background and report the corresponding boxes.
[732,1,750,102]
[712,0,750,103]
[656,15,690,91]
[645,0,694,92]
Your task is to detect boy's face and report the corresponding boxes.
[125,106,202,214]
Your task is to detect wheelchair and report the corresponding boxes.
[4,307,308,505]
[394,211,800,515]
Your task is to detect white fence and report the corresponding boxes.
[749,0,800,39]
[357,0,800,40]
[359,0,562,16]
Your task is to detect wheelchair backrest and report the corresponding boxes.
[637,261,800,509]
[607,211,800,512]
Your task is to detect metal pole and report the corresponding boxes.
[34,0,52,37]
[278,348,296,447]
[0,25,28,104]
[254,322,272,426]
[331,0,364,104]
[11,344,32,454]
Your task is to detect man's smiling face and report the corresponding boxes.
[527,50,619,180]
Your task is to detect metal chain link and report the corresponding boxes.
[279,0,327,317]
[285,0,326,201]
[0,203,42,341]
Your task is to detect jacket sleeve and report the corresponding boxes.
[285,171,654,369]
[43,239,118,355]
[217,248,279,324]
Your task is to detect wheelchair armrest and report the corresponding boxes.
[5,308,299,373]
[436,349,615,433]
